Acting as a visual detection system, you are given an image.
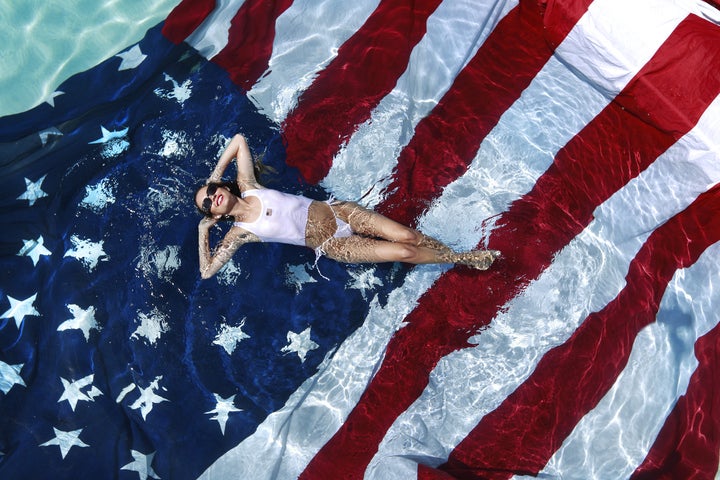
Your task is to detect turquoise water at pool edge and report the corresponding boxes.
[0,0,181,117]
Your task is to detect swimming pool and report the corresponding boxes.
[1,0,720,479]
[0,0,182,117]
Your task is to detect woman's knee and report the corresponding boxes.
[394,227,421,245]
[378,223,421,245]
[389,244,421,262]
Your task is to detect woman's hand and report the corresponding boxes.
[199,216,219,231]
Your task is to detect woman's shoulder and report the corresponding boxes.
[238,180,266,193]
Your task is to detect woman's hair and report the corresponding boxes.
[252,151,276,183]
[195,149,276,219]
[194,181,242,221]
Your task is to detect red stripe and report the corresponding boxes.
[375,0,592,226]
[429,184,720,479]
[161,0,216,44]
[301,14,720,480]
[630,321,720,480]
[418,467,457,480]
[543,0,595,49]
[281,0,444,184]
[211,0,294,90]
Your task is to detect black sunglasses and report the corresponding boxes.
[201,183,220,214]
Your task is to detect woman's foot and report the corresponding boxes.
[447,249,501,270]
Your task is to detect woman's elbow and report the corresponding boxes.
[199,268,215,280]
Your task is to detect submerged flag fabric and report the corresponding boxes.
[1,0,720,478]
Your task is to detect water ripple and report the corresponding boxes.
[0,0,181,117]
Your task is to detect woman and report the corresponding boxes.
[195,134,500,279]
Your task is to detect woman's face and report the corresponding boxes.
[195,184,231,216]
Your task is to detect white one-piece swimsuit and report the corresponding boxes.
[233,189,352,247]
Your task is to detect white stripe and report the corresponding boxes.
[554,0,688,97]
[534,247,720,480]
[185,0,246,59]
[247,0,381,122]
[321,0,517,203]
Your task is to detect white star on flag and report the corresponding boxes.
[16,176,48,206]
[88,126,130,158]
[81,178,116,212]
[131,309,169,345]
[38,127,63,146]
[281,327,319,363]
[157,129,191,158]
[89,126,129,144]
[58,374,102,411]
[213,319,251,354]
[154,73,192,104]
[137,244,181,280]
[39,428,89,459]
[0,361,25,394]
[17,236,51,266]
[64,235,108,270]
[57,304,100,341]
[116,45,147,71]
[1,294,40,328]
[347,268,383,299]
[215,258,243,285]
[121,450,161,479]
[128,376,169,420]
[43,90,64,107]
[206,393,242,435]
[286,263,318,292]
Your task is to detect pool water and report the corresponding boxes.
[1,1,720,479]
[0,0,181,117]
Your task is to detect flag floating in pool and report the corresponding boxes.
[1,0,720,478]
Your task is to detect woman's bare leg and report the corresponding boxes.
[321,236,438,264]
[329,202,416,241]
[329,201,452,252]
[322,235,499,269]
[323,202,500,268]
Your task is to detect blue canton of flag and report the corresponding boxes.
[0,21,402,480]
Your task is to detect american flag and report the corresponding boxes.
[1,0,719,479]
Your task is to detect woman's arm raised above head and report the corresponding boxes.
[208,134,262,190]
